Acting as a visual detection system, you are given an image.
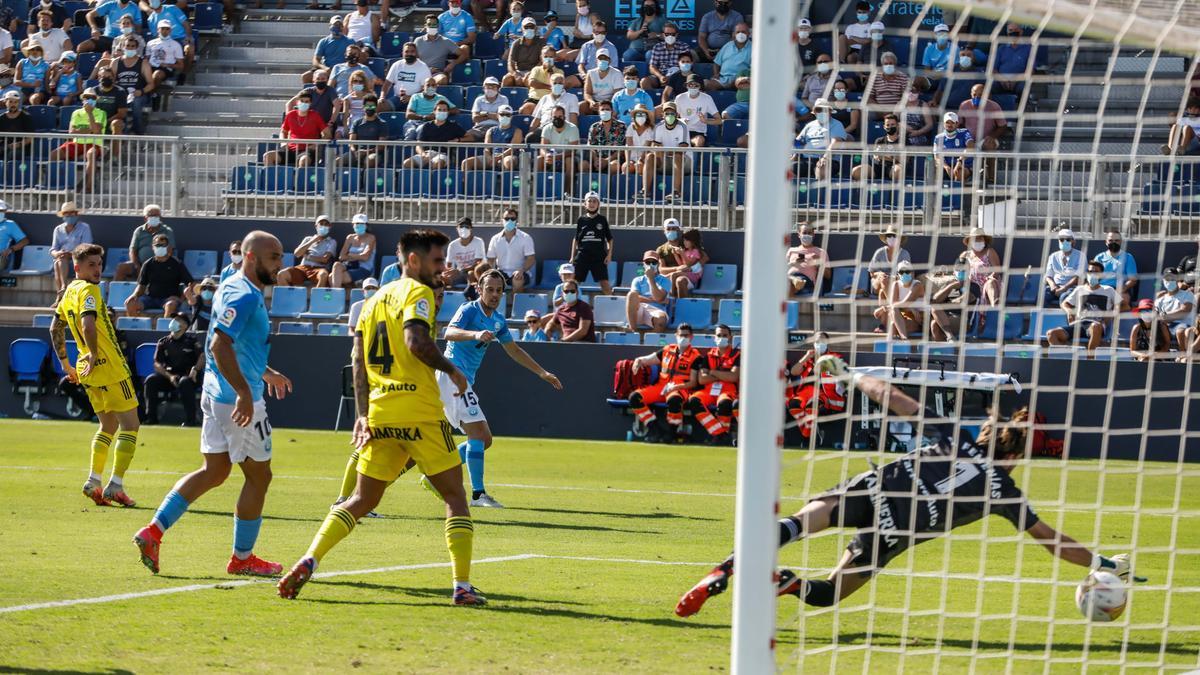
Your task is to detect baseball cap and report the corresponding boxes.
[157,19,173,29]
[521,17,536,27]
[934,23,949,33]
[524,309,542,320]
[896,260,914,272]
[316,213,331,224]
[558,262,575,275]
[642,250,660,264]
[1057,227,1076,239]
[1134,298,1154,312]
[798,18,812,27]
[813,97,831,109]
[363,277,379,289]
[483,76,500,86]
[328,15,342,25]
[663,101,678,111]
[943,111,958,123]
[60,50,77,61]
[597,48,611,58]
[583,190,600,202]
[497,104,514,114]
[352,213,368,224]
[544,9,558,20]
[0,199,8,211]
[686,73,702,85]
[663,217,681,230]
[1,90,19,101]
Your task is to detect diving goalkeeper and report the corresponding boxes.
[675,356,1144,617]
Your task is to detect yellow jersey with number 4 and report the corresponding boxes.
[356,276,444,424]
[55,279,131,387]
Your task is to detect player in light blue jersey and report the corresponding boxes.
[134,231,294,577]
[436,269,562,508]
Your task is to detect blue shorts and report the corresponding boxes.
[138,295,174,311]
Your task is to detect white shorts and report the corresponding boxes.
[200,394,272,463]
[636,302,669,327]
[437,370,487,430]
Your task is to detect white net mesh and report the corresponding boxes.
[736,0,1200,670]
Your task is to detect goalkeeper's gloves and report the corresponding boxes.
[1091,553,1147,583]
[814,354,848,378]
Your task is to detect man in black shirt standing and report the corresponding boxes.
[569,190,614,295]
[675,356,1142,617]
[0,91,34,157]
[143,312,203,425]
[125,233,194,317]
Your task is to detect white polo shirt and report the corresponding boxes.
[487,229,536,275]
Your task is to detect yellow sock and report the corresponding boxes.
[338,451,359,500]
[306,507,356,564]
[445,516,474,583]
[111,431,138,482]
[90,432,113,477]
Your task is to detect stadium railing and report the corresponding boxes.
[0,132,1197,239]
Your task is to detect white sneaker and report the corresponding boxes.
[470,492,505,508]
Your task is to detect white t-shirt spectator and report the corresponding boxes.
[1156,289,1196,324]
[586,67,622,102]
[26,28,69,63]
[673,90,718,134]
[0,29,14,56]
[1065,284,1121,321]
[385,58,432,98]
[347,298,366,334]
[654,120,689,148]
[626,123,654,160]
[447,236,486,272]
[844,21,871,50]
[532,92,580,126]
[146,36,184,68]
[487,229,536,275]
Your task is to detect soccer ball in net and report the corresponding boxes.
[1075,571,1128,622]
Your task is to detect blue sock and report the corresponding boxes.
[457,441,469,463]
[465,439,486,494]
[233,516,263,559]
[151,490,190,532]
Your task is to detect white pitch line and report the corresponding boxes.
[0,554,539,615]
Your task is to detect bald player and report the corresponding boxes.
[133,231,295,577]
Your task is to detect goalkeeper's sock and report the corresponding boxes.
[445,516,474,585]
[778,516,803,547]
[305,507,356,564]
[464,439,486,494]
[151,490,190,533]
[801,579,835,607]
[111,431,137,482]
[233,516,263,560]
[338,450,360,501]
[90,431,113,480]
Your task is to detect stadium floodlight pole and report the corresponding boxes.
[730,0,796,672]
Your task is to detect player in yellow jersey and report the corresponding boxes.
[279,229,485,606]
[50,243,140,507]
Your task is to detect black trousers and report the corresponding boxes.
[143,373,198,423]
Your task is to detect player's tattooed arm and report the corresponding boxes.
[351,334,370,417]
[49,315,69,361]
[404,322,458,374]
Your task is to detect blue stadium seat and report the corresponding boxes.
[511,293,550,321]
[317,323,349,336]
[619,261,645,287]
[1174,183,1200,216]
[536,259,567,289]
[1139,181,1168,215]
[671,297,713,329]
[182,250,218,278]
[690,63,714,79]
[269,286,308,318]
[494,171,524,200]
[720,119,748,146]
[579,262,617,292]
[50,340,79,378]
[31,314,53,328]
[691,334,717,349]
[300,288,346,319]
[378,112,406,138]
[103,249,130,278]
[366,57,389,80]
[592,295,628,328]
[438,291,467,322]
[259,166,294,195]
[461,170,497,199]
[290,167,325,196]
[993,93,1018,111]
[482,58,507,82]
[26,105,56,132]
[1115,317,1139,346]
[57,105,80,131]
[693,264,737,295]
[192,2,223,32]
[379,255,398,273]
[1004,274,1041,305]
[426,169,461,198]
[8,338,49,386]
[536,171,565,200]
[0,161,33,188]
[603,331,642,345]
[155,318,173,331]
[710,90,736,111]
[394,168,428,197]
[600,173,639,203]
[578,114,600,132]
[824,267,870,298]
[68,25,91,46]
[717,299,743,328]
[785,301,800,330]
[976,309,1025,340]
[643,332,671,347]
[451,59,483,85]
[361,168,396,196]
[117,316,152,331]
[437,85,465,109]
[625,60,648,77]
[350,288,366,305]
[10,246,54,276]
[379,31,410,58]
[40,163,76,191]
[337,167,362,195]
[227,165,258,193]
[106,281,137,310]
[1022,310,1069,342]
[277,321,313,335]
[474,33,504,59]
[133,342,157,378]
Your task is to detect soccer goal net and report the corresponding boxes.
[729,0,1200,671]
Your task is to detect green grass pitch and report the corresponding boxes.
[1,420,1197,673]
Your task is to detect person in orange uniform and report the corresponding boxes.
[687,323,739,445]
[629,322,702,442]
[787,331,847,440]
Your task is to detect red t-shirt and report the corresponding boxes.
[555,300,596,342]
[282,110,327,150]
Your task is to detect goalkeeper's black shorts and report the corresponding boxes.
[817,470,910,574]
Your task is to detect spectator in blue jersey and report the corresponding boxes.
[541,10,568,52]
[995,23,1032,93]
[379,243,401,285]
[148,0,190,52]
[1093,230,1137,310]
[625,249,671,332]
[921,23,953,73]
[220,240,241,281]
[78,0,142,54]
[439,0,477,50]
[444,0,506,34]
[16,43,50,104]
[624,0,666,63]
[575,19,618,82]
[0,199,27,273]
[442,269,562,508]
[932,46,986,108]
[303,17,354,84]
[793,98,848,180]
[492,0,524,49]
[1043,228,1086,307]
[933,111,974,182]
[521,309,548,341]
[612,67,655,124]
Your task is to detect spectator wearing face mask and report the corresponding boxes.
[575,19,618,84]
[626,249,671,332]
[586,100,625,174]
[929,257,975,342]
[613,67,655,124]
[402,75,456,140]
[786,222,828,297]
[126,233,194,317]
[331,214,376,288]
[291,69,337,123]
[867,51,909,111]
[643,22,692,91]
[1043,228,1085,308]
[437,0,476,52]
[49,201,90,300]
[794,18,823,69]
[447,0,502,35]
[519,45,564,115]
[840,1,874,59]
[1164,96,1200,156]
[570,191,614,295]
[188,276,218,332]
[278,215,338,287]
[580,48,621,117]
[852,112,906,180]
[552,262,575,308]
[661,227,708,299]
[24,10,71,64]
[687,322,739,445]
[628,323,701,442]
[786,332,847,440]
[333,69,372,135]
[793,98,848,180]
[520,309,548,341]
[16,43,51,105]
[536,103,583,184]
[934,111,974,182]
[1092,230,1137,310]
[868,225,911,304]
[462,103,523,171]
[346,94,389,167]
[305,17,354,84]
[505,18,544,88]
[698,0,744,61]
[416,14,470,86]
[624,104,657,196]
[674,73,721,147]
[1048,261,1122,356]
[443,217,485,287]
[707,22,750,91]
[959,226,1003,306]
[330,44,378,98]
[382,42,430,112]
[651,102,690,200]
[347,276,379,335]
[266,91,330,168]
[492,1,526,49]
[47,51,82,106]
[146,20,186,87]
[78,0,142,55]
[487,207,536,292]
[143,312,203,426]
[1154,268,1194,349]
[529,73,579,137]
[1129,298,1172,362]
[872,260,925,341]
[624,0,666,63]
[541,10,567,53]
[219,239,242,282]
[548,278,596,342]
[97,35,154,133]
[827,80,860,139]
[933,46,985,108]
[995,23,1032,93]
[114,204,173,281]
[922,23,954,73]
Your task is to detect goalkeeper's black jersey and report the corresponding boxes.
[872,410,1039,549]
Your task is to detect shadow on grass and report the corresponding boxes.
[373,513,658,535]
[784,631,1198,656]
[0,668,134,675]
[186,508,325,524]
[504,506,720,522]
